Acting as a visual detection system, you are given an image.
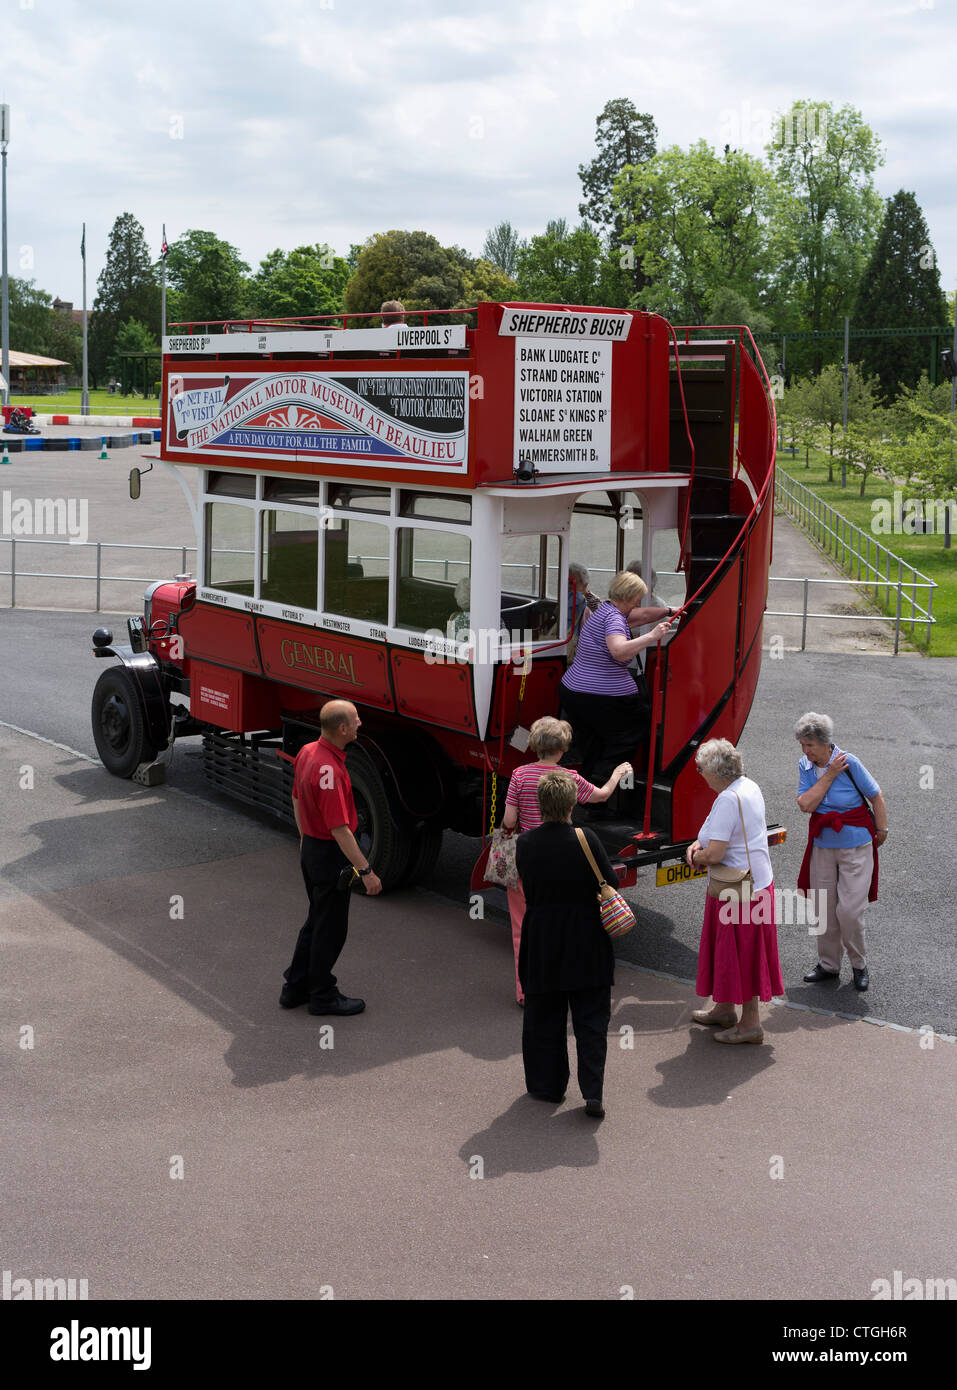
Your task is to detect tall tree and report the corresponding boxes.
[766,102,884,370]
[90,213,160,382]
[162,229,251,324]
[252,244,351,318]
[578,99,656,232]
[579,99,657,306]
[613,141,775,322]
[850,191,950,399]
[343,231,470,315]
[481,221,523,279]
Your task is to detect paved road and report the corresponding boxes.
[1,721,954,1303]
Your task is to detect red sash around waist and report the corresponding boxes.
[797,805,878,902]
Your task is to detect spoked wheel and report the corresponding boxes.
[348,747,412,891]
[91,666,157,777]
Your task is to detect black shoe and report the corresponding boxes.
[308,992,365,1016]
[528,1091,565,1103]
[584,1100,605,1119]
[853,967,869,991]
[803,963,840,983]
[279,987,309,1009]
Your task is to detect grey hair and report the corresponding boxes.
[626,559,659,590]
[568,562,590,586]
[454,576,470,607]
[528,716,573,756]
[695,737,743,782]
[794,712,834,745]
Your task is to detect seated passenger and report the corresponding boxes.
[446,577,471,641]
[558,571,671,785]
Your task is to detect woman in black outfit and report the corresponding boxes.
[516,769,616,1119]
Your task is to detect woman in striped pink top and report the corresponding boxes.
[500,716,631,1004]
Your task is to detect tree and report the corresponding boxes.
[802,362,878,480]
[579,100,657,231]
[162,229,251,325]
[252,244,351,319]
[461,257,518,305]
[108,318,160,387]
[6,278,82,374]
[343,231,470,315]
[514,221,608,305]
[91,214,160,384]
[613,141,775,322]
[766,102,884,370]
[851,191,951,399]
[481,221,523,279]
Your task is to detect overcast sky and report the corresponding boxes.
[3,0,955,323]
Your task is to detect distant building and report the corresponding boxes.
[53,297,85,327]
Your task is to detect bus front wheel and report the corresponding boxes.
[92,666,158,777]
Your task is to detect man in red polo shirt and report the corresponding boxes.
[280,700,382,1015]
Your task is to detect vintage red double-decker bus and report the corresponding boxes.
[90,301,780,890]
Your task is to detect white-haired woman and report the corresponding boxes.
[560,570,672,786]
[794,713,887,991]
[501,716,630,1005]
[686,738,782,1043]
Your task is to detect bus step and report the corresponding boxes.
[201,731,296,824]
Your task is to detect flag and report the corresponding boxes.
[161,233,169,260]
[81,224,85,261]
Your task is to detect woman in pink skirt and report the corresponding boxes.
[501,717,631,1005]
[686,738,782,1043]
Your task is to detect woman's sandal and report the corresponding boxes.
[691,1009,737,1028]
[713,1026,765,1044]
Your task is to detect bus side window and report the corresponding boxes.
[395,526,470,633]
[324,516,389,624]
[205,501,255,597]
[500,534,560,640]
[261,509,319,610]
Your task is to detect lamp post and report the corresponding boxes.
[1,104,10,408]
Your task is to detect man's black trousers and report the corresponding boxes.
[522,986,611,1102]
[283,836,352,1004]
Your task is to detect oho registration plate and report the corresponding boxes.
[656,861,708,888]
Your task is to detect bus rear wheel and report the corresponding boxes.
[400,820,443,886]
[92,666,157,777]
[348,748,412,891]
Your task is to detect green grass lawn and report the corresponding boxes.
[776,445,957,656]
[11,389,160,415]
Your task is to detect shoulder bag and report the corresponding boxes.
[485,826,519,889]
[705,791,754,903]
[574,828,636,937]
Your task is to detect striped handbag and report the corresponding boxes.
[574,829,636,938]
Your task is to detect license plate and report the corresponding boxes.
[656,861,708,887]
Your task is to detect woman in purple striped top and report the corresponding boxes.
[500,716,631,1005]
[560,570,673,786]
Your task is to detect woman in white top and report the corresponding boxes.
[685,738,782,1044]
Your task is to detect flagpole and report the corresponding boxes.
[161,223,167,340]
[81,222,89,416]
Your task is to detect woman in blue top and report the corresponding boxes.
[794,712,888,991]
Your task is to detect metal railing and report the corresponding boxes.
[0,536,936,655]
[775,469,937,648]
